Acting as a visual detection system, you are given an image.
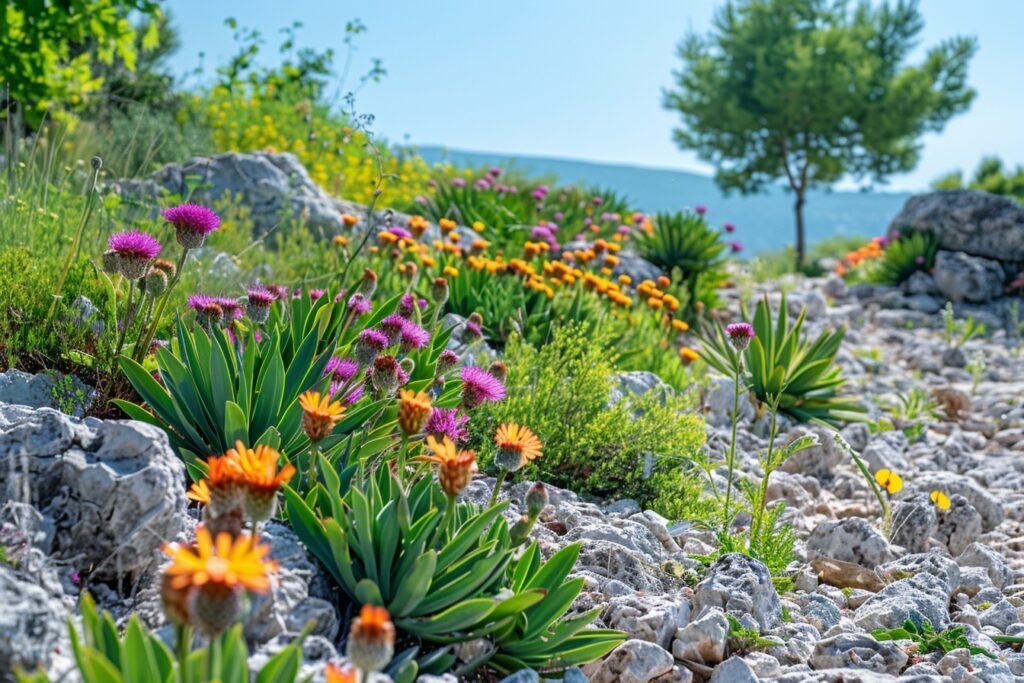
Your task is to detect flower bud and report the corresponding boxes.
[346,605,395,673]
[370,355,400,397]
[142,267,168,296]
[487,360,507,382]
[102,249,122,275]
[431,277,450,306]
[525,482,549,517]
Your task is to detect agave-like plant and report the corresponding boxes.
[632,210,727,276]
[285,457,624,677]
[867,231,938,285]
[700,295,866,425]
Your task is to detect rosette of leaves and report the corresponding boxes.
[285,458,623,677]
[700,295,865,425]
[16,594,307,683]
[867,231,938,285]
[117,293,455,479]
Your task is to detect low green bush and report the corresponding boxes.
[470,323,709,516]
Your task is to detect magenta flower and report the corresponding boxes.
[108,231,161,279]
[437,349,459,373]
[355,328,389,366]
[162,204,220,249]
[451,177,467,188]
[725,322,755,351]
[324,356,359,384]
[695,205,707,216]
[592,196,604,206]
[723,223,736,233]
[460,366,506,409]
[380,314,408,345]
[188,294,224,327]
[729,240,743,253]
[309,289,327,302]
[215,296,245,320]
[246,285,276,324]
[425,408,471,444]
[488,166,503,178]
[347,293,372,317]
[388,226,413,240]
[400,322,431,353]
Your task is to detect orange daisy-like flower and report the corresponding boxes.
[325,663,358,683]
[341,213,359,227]
[187,478,211,505]
[197,452,247,518]
[346,605,396,673]
[671,319,690,333]
[419,435,478,497]
[493,423,543,473]
[679,347,700,365]
[299,390,345,442]
[161,527,277,635]
[398,389,432,436]
[225,440,296,522]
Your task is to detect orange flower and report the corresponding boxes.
[657,276,671,288]
[341,213,359,227]
[679,347,699,365]
[420,435,478,497]
[299,390,345,442]
[671,319,690,333]
[439,218,456,231]
[493,423,543,472]
[326,664,358,683]
[398,389,432,436]
[346,605,396,673]
[648,297,664,309]
[333,235,349,246]
[187,478,211,505]
[443,266,459,278]
[226,441,296,522]
[162,527,276,635]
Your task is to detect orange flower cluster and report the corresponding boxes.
[188,441,295,524]
[836,237,886,276]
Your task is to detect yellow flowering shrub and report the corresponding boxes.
[195,86,434,206]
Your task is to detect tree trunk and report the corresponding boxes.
[793,190,806,272]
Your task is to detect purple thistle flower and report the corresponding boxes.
[488,166,503,178]
[268,284,290,300]
[425,408,471,444]
[346,293,372,317]
[725,322,755,351]
[592,196,604,206]
[451,177,467,188]
[437,349,459,373]
[108,231,161,279]
[389,226,413,240]
[309,288,327,302]
[324,356,359,384]
[379,314,408,345]
[723,223,736,233]
[215,296,245,321]
[695,205,707,216]
[355,328,388,366]
[188,294,224,327]
[418,297,428,310]
[162,204,220,249]
[399,292,417,318]
[617,225,632,235]
[460,366,506,409]
[465,318,482,338]
[340,382,364,405]
[246,285,276,324]
[400,322,431,353]
[729,240,743,253]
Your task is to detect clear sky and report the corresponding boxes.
[164,0,1024,192]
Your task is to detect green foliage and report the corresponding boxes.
[1,0,162,128]
[16,594,308,683]
[942,302,986,348]
[875,388,942,443]
[752,235,867,280]
[871,619,996,659]
[117,293,454,473]
[472,324,708,512]
[285,458,623,676]
[664,0,976,268]
[865,232,937,285]
[725,613,777,653]
[933,156,1024,203]
[700,295,865,425]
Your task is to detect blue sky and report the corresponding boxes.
[165,0,1024,192]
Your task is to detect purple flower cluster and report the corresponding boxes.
[460,366,506,409]
[107,231,162,279]
[425,408,470,444]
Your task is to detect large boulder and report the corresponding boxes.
[887,189,1024,262]
[0,405,188,581]
[932,250,1006,303]
[112,151,417,238]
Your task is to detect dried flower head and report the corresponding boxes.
[346,604,396,673]
[436,349,459,374]
[299,390,345,442]
[162,204,220,249]
[188,294,225,327]
[493,423,543,473]
[370,355,401,397]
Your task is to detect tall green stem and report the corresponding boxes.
[135,247,189,362]
[113,279,137,361]
[722,358,743,530]
[175,624,191,683]
[488,469,508,508]
[48,162,100,323]
[750,397,780,544]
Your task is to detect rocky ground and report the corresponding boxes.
[1,153,1023,681]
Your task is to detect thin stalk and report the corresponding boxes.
[175,624,191,683]
[488,469,508,508]
[722,358,743,530]
[837,433,891,537]
[135,247,189,362]
[113,279,137,361]
[48,161,100,323]
[750,397,781,545]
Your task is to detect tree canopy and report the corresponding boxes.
[664,0,976,269]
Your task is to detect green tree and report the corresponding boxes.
[664,0,976,270]
[0,0,162,129]
[933,157,1024,203]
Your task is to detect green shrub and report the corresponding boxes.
[471,324,708,511]
[866,231,938,285]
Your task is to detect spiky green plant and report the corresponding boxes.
[867,231,938,285]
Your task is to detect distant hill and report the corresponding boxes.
[415,146,914,254]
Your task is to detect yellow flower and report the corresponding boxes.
[443,266,459,278]
[398,389,432,436]
[472,221,485,233]
[334,235,349,246]
[163,527,276,592]
[930,490,951,510]
[439,218,456,230]
[874,468,903,495]
[671,319,690,333]
[647,297,664,309]
[493,423,543,472]
[298,390,346,442]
